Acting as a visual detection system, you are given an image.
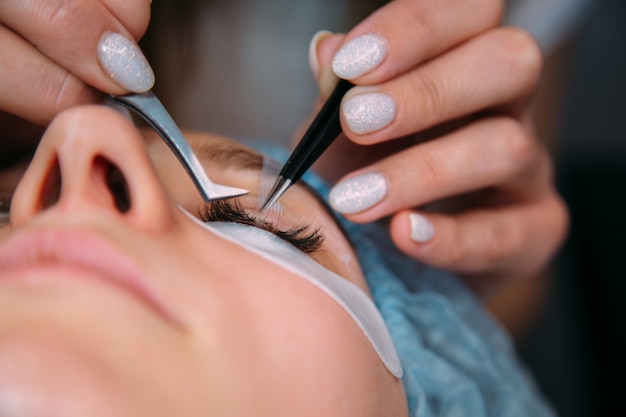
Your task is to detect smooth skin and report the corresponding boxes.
[0,106,407,416]
[0,0,568,296]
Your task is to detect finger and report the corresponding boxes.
[338,27,542,140]
[309,31,343,99]
[331,0,503,83]
[388,193,569,293]
[328,117,542,221]
[0,0,153,94]
[0,24,100,125]
[100,0,152,38]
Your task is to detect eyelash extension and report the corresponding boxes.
[200,200,325,254]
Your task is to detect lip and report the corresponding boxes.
[0,229,182,328]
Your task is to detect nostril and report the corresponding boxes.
[38,156,132,214]
[98,157,131,213]
[41,158,61,210]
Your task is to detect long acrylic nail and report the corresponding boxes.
[409,213,434,243]
[343,92,396,134]
[97,32,155,92]
[329,173,388,214]
[332,33,388,79]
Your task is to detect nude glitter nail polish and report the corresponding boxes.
[409,213,434,243]
[332,33,389,79]
[329,173,388,214]
[343,92,396,134]
[97,32,155,93]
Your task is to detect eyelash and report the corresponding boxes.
[199,200,325,254]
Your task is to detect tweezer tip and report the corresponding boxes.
[202,188,250,203]
[260,176,292,212]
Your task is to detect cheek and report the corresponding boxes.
[183,258,385,415]
[0,292,209,417]
[143,220,397,414]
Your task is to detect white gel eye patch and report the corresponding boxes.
[197,219,403,378]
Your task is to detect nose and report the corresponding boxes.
[10,106,175,231]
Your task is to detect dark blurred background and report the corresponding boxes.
[517,0,626,416]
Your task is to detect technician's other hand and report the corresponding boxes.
[0,0,153,126]
[308,0,569,296]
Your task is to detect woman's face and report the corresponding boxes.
[0,106,406,417]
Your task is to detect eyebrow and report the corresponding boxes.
[196,141,264,171]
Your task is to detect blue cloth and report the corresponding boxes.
[253,143,556,417]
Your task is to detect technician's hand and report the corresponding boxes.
[0,0,153,126]
[309,0,569,295]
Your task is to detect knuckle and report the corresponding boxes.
[409,69,448,125]
[489,0,506,25]
[496,117,536,170]
[37,67,92,119]
[51,73,83,112]
[547,193,571,250]
[436,213,519,271]
[472,0,505,27]
[484,218,522,266]
[496,27,543,82]
[444,222,474,268]
[404,1,438,45]
[413,147,444,191]
[33,0,84,34]
[445,238,468,268]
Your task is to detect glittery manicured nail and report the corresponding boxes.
[97,32,155,92]
[410,213,434,243]
[329,173,388,214]
[332,33,389,79]
[343,92,396,134]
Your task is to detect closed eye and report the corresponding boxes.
[199,199,325,254]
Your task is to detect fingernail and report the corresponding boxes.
[409,213,434,243]
[97,32,155,92]
[308,30,338,98]
[309,30,332,80]
[332,33,388,79]
[329,173,388,214]
[343,92,396,134]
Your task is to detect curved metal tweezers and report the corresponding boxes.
[106,92,249,202]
